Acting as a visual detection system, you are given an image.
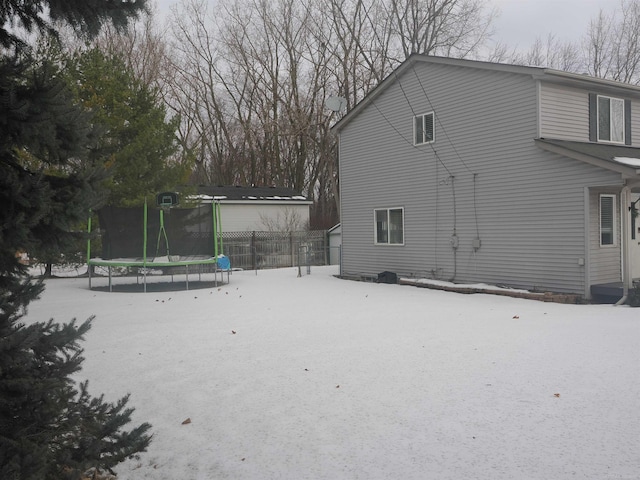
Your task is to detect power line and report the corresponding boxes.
[411,65,475,175]
[370,101,452,176]
[408,63,481,241]
[393,70,453,177]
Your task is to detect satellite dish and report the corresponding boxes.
[326,96,347,113]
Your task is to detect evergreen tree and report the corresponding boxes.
[0,1,152,478]
[65,47,191,207]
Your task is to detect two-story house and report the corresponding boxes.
[332,55,640,301]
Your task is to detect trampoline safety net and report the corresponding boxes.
[97,204,217,260]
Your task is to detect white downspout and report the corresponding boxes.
[615,185,632,306]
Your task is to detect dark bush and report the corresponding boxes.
[627,284,640,307]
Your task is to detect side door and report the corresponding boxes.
[632,193,640,279]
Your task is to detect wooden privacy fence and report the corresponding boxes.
[221,231,329,270]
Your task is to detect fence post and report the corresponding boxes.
[324,231,328,265]
[251,231,257,272]
[290,232,294,267]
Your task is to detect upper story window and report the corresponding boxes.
[589,93,631,145]
[375,207,404,245]
[414,112,434,145]
[598,96,625,143]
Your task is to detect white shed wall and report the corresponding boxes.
[220,203,310,232]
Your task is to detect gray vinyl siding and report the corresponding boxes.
[540,81,640,146]
[340,62,623,294]
[540,83,589,141]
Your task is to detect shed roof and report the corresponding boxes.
[194,185,312,203]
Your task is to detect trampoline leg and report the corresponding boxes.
[144,269,147,293]
[88,265,92,290]
[108,266,112,292]
[186,264,189,290]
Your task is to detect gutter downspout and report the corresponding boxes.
[615,185,632,305]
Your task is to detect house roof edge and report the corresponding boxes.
[332,55,640,134]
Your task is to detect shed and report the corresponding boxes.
[195,185,312,232]
[328,223,341,265]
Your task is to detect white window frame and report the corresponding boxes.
[599,194,617,247]
[597,95,625,144]
[413,112,435,145]
[374,207,405,245]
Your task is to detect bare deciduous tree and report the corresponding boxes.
[583,0,640,84]
[55,0,640,229]
[386,0,496,59]
[95,13,168,93]
[163,0,497,227]
[510,0,640,85]
[511,34,581,72]
[259,207,307,232]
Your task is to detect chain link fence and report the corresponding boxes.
[221,231,333,271]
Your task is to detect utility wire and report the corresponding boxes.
[392,70,456,277]
[394,71,453,177]
[371,102,451,176]
[411,63,481,241]
[411,65,475,175]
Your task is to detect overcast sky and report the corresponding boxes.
[491,0,612,48]
[153,0,615,51]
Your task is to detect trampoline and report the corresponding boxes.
[87,195,230,292]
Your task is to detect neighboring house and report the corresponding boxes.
[332,54,640,301]
[195,185,312,232]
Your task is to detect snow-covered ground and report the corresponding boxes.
[23,266,640,479]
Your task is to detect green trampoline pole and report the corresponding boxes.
[143,198,148,266]
[143,199,148,293]
[212,202,218,258]
[217,202,224,255]
[87,212,92,265]
[156,209,170,258]
[87,211,92,290]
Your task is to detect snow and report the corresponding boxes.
[186,194,228,201]
[22,266,640,479]
[407,278,533,293]
[613,156,640,168]
[151,256,171,263]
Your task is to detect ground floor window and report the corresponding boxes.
[600,194,616,246]
[375,208,404,245]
